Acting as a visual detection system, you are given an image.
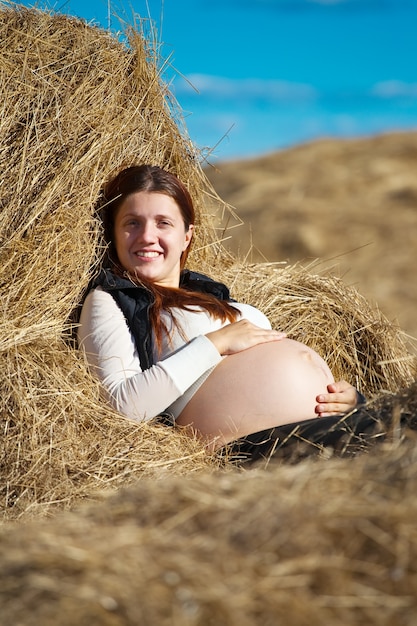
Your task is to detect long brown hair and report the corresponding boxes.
[98,165,239,353]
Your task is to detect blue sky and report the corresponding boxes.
[16,0,417,160]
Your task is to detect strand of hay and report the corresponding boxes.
[1,437,417,624]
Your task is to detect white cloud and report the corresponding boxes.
[371,81,417,98]
[174,74,318,102]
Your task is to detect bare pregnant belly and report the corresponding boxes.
[176,338,334,447]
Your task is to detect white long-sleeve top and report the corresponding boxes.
[78,287,271,422]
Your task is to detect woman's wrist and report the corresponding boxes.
[205,330,224,355]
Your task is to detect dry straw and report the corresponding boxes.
[0,1,228,519]
[2,436,417,624]
[0,1,416,522]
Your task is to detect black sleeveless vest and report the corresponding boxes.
[92,268,233,371]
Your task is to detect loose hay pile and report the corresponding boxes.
[0,0,416,524]
[2,439,417,625]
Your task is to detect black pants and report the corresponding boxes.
[221,410,385,465]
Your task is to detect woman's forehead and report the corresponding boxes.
[117,191,181,216]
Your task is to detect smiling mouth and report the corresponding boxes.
[135,251,161,259]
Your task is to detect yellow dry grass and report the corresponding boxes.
[0,0,415,531]
[0,1,231,519]
[1,3,417,624]
[2,438,417,624]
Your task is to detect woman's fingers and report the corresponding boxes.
[315,380,362,416]
[325,380,353,394]
[206,319,286,355]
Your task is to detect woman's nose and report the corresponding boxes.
[139,222,158,243]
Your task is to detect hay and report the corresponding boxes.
[217,262,416,396]
[0,1,415,522]
[0,1,228,326]
[0,2,230,519]
[2,434,417,625]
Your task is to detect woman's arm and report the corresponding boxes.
[78,289,222,422]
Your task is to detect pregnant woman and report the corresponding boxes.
[78,165,362,450]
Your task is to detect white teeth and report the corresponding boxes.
[136,251,159,258]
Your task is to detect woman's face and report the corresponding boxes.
[113,191,193,287]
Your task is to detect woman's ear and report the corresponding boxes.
[183,224,194,250]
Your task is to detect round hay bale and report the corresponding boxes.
[0,3,415,521]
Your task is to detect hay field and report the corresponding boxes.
[1,3,417,623]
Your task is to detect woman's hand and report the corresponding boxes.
[315,380,365,417]
[206,319,286,356]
